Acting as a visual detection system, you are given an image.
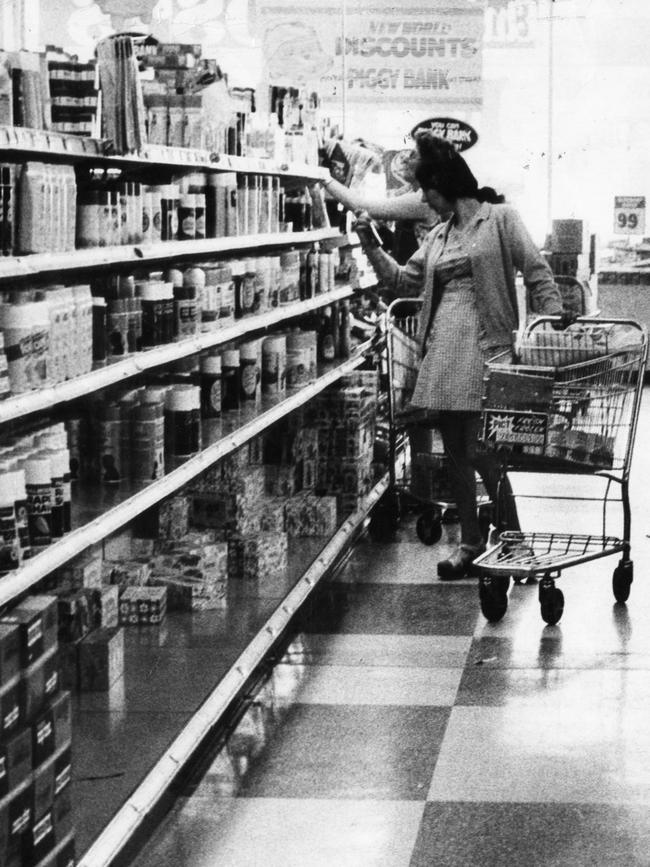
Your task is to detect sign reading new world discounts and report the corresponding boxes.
[256,0,484,106]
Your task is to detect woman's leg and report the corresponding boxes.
[438,412,484,551]
[466,415,521,533]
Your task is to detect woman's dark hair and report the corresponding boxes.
[413,130,504,204]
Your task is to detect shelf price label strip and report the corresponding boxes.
[0,285,356,425]
[0,124,329,181]
[0,228,343,281]
[0,342,372,609]
[76,471,389,867]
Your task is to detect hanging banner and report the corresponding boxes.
[255,0,484,106]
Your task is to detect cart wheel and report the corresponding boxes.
[416,511,443,545]
[540,587,564,625]
[478,574,509,623]
[612,561,633,603]
[477,504,494,543]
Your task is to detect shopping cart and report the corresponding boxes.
[474,316,648,625]
[368,297,491,544]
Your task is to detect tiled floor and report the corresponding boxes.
[130,389,650,866]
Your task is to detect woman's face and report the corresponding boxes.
[420,185,451,216]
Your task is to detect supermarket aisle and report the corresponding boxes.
[132,393,650,867]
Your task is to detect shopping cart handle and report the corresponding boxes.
[526,315,647,338]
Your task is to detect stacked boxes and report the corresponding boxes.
[149,534,228,610]
[307,371,379,516]
[0,595,74,865]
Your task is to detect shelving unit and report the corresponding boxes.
[75,472,388,867]
[0,284,357,423]
[0,123,382,865]
[0,341,373,607]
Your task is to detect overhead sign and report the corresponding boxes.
[410,117,478,151]
[613,196,646,235]
[256,0,484,106]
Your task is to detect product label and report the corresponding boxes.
[181,215,196,237]
[241,275,256,312]
[27,484,52,546]
[176,299,197,336]
[142,209,151,235]
[241,361,259,399]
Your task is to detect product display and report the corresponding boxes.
[0,594,74,865]
[0,27,383,863]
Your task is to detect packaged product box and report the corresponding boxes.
[6,782,33,853]
[0,624,21,684]
[1,727,32,794]
[58,550,103,591]
[142,495,190,540]
[32,750,56,821]
[32,706,56,767]
[293,427,319,461]
[265,464,298,498]
[220,448,253,482]
[119,587,167,625]
[54,746,72,798]
[257,499,286,534]
[78,627,124,691]
[300,459,317,491]
[248,435,265,465]
[153,573,226,611]
[49,692,72,751]
[0,596,58,668]
[284,494,338,537]
[228,532,288,581]
[102,560,151,589]
[130,537,155,559]
[57,638,82,692]
[55,590,92,644]
[52,785,73,842]
[340,457,374,495]
[21,646,59,723]
[0,678,21,740]
[88,585,119,630]
[24,807,55,865]
[103,530,134,561]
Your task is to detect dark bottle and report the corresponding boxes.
[221,349,241,411]
[318,306,335,362]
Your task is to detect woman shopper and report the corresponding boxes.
[355,131,564,579]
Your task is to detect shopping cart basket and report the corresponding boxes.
[368,297,491,544]
[474,315,648,625]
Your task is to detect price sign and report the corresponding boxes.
[614,196,646,234]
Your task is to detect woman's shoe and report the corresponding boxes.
[437,543,485,580]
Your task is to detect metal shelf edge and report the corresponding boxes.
[0,229,345,280]
[0,285,356,424]
[76,472,389,867]
[0,343,372,608]
[0,127,329,181]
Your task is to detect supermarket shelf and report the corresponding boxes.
[0,284,357,424]
[0,124,330,181]
[76,471,389,867]
[0,228,344,280]
[0,341,373,609]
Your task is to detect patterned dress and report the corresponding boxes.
[410,224,488,413]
